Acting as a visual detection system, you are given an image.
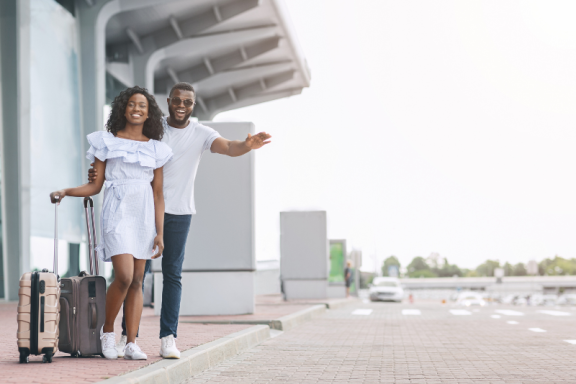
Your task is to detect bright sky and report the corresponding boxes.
[215,0,576,272]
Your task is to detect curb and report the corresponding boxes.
[98,325,270,384]
[269,304,325,331]
[180,304,327,331]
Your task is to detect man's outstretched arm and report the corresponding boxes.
[211,132,272,157]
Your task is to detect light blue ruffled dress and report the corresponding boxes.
[86,131,173,262]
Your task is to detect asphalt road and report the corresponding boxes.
[185,300,576,383]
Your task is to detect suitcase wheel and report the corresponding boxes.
[19,349,29,364]
[42,352,53,363]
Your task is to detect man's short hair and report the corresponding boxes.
[169,82,195,98]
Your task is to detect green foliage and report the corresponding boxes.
[475,259,500,277]
[503,262,513,276]
[512,263,527,276]
[407,256,429,273]
[433,258,463,277]
[382,256,401,276]
[538,256,576,276]
[401,254,576,279]
[409,269,438,278]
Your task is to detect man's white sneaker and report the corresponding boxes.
[124,342,147,360]
[116,335,127,358]
[160,335,181,359]
[100,326,118,359]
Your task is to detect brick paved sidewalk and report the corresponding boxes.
[0,302,250,384]
[0,296,324,384]
[186,302,576,384]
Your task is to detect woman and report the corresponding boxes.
[50,86,172,360]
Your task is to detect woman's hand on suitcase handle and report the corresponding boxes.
[50,190,66,204]
[88,163,97,183]
[152,234,164,259]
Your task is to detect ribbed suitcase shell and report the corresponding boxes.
[17,271,61,362]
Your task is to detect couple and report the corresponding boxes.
[50,83,271,360]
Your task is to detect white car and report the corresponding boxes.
[456,292,486,307]
[369,277,404,302]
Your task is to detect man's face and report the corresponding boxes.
[167,89,195,125]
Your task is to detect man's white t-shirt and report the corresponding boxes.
[161,117,221,215]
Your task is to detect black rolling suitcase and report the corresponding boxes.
[58,197,107,357]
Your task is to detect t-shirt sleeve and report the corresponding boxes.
[199,124,221,153]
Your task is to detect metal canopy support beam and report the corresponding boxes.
[168,16,183,40]
[154,36,281,94]
[201,70,294,118]
[135,25,277,91]
[166,67,179,84]
[197,87,303,121]
[203,57,214,75]
[126,28,144,54]
[107,0,260,62]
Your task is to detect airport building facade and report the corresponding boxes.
[0,0,310,302]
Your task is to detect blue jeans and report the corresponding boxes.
[159,213,192,339]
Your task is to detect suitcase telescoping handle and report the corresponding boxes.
[53,196,59,277]
[84,197,99,276]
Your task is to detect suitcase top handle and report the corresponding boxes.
[83,196,94,208]
[52,196,59,278]
[84,196,99,276]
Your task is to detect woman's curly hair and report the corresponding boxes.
[105,86,164,141]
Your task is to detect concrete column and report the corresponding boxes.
[280,211,329,300]
[153,122,255,315]
[0,0,32,300]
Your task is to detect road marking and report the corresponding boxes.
[495,310,525,316]
[402,309,421,315]
[491,315,501,319]
[564,340,576,345]
[528,328,547,333]
[507,321,519,325]
[538,310,571,317]
[352,309,373,316]
[450,309,472,316]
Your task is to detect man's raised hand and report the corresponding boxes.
[245,132,271,150]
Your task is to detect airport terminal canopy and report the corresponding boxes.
[103,0,311,119]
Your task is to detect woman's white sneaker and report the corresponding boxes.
[160,335,180,359]
[100,326,118,359]
[124,342,147,360]
[115,335,127,358]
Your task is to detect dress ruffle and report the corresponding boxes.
[86,131,173,169]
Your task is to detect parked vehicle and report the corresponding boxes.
[556,294,576,306]
[369,277,403,302]
[456,291,486,307]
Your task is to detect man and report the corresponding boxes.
[90,82,271,358]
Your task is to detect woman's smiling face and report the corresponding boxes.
[125,93,149,125]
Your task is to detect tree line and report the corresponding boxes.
[381,254,576,278]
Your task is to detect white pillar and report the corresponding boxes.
[280,211,329,300]
[154,122,255,315]
[0,0,32,300]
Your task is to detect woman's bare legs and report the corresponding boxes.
[124,259,147,343]
[103,254,136,333]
